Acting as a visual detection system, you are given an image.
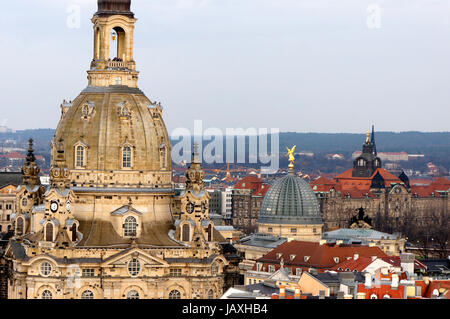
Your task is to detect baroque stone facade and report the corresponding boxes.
[311,131,450,233]
[3,0,228,300]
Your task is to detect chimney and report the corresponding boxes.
[279,285,286,299]
[391,274,399,289]
[364,273,372,288]
[415,286,422,298]
[400,253,415,277]
[294,287,301,299]
[353,253,359,261]
[319,240,327,246]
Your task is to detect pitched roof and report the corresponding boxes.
[257,240,387,270]
[0,172,22,188]
[330,257,375,272]
[335,168,402,188]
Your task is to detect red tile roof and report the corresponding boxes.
[331,257,375,272]
[415,280,450,299]
[234,175,270,195]
[256,241,387,272]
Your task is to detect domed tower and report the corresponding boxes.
[257,148,323,241]
[5,1,228,300]
[50,0,174,247]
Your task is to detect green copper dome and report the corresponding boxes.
[258,173,322,225]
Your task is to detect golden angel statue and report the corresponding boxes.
[286,145,296,169]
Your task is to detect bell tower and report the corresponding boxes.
[88,0,139,87]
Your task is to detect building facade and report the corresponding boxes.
[232,175,270,234]
[0,173,22,234]
[311,130,450,234]
[3,0,228,300]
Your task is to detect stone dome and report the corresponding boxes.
[258,173,322,225]
[53,86,172,188]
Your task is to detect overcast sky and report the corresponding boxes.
[0,0,449,133]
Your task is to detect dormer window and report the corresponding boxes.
[45,222,54,242]
[290,254,296,261]
[333,257,340,263]
[124,216,137,237]
[304,256,310,262]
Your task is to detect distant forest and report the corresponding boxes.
[1,129,449,174]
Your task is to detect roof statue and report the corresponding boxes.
[286,145,296,171]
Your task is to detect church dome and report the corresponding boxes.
[258,173,322,225]
[51,1,172,189]
[53,87,171,187]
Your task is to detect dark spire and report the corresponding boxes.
[371,125,377,156]
[96,0,134,17]
[26,138,36,164]
[21,138,41,187]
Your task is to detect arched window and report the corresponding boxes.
[109,27,126,61]
[124,216,137,237]
[45,223,54,242]
[169,290,181,300]
[16,217,24,236]
[128,258,141,277]
[41,290,53,299]
[122,146,132,168]
[76,145,85,167]
[182,224,190,242]
[358,159,366,167]
[81,290,94,299]
[207,224,213,242]
[71,223,77,242]
[21,197,28,207]
[370,294,378,299]
[127,290,140,299]
[208,290,214,299]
